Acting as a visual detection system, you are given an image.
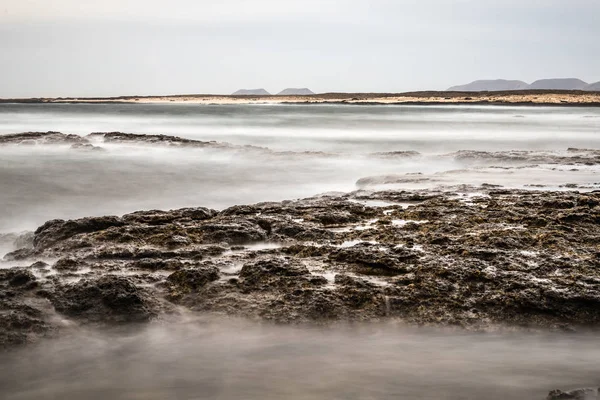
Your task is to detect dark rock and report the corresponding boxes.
[547,388,599,400]
[166,265,220,296]
[369,151,421,159]
[53,257,81,271]
[239,258,310,290]
[30,261,49,269]
[3,188,599,342]
[0,303,51,349]
[3,247,36,261]
[88,132,219,148]
[334,274,383,311]
[70,143,104,151]
[0,269,50,348]
[51,276,157,323]
[129,258,185,271]
[34,216,125,250]
[0,131,87,145]
[122,207,216,225]
[0,269,37,288]
[330,243,419,275]
[198,219,267,244]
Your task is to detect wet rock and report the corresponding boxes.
[129,258,185,271]
[282,244,333,257]
[547,388,599,400]
[88,132,219,148]
[2,188,599,343]
[272,223,334,241]
[198,219,267,244]
[240,258,310,278]
[91,245,226,262]
[51,276,157,323]
[30,261,49,270]
[330,243,419,275]
[166,265,220,297]
[239,258,310,290]
[0,303,50,349]
[0,131,87,145]
[165,235,192,248]
[34,216,125,250]
[0,269,50,348]
[334,274,383,311]
[309,210,358,226]
[480,183,503,189]
[0,268,37,289]
[446,149,600,166]
[53,257,82,271]
[277,289,345,321]
[122,207,216,225]
[70,143,104,151]
[369,151,421,159]
[2,247,36,261]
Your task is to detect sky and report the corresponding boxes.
[1,0,599,97]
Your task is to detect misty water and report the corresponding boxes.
[1,103,599,234]
[1,103,600,399]
[2,318,600,400]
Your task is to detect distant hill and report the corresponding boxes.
[529,78,588,90]
[277,88,315,95]
[447,79,529,92]
[232,89,271,96]
[585,81,600,91]
[447,78,596,92]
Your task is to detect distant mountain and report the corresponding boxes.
[232,89,271,96]
[585,81,600,91]
[447,78,594,92]
[529,78,588,90]
[277,88,315,95]
[447,79,530,92]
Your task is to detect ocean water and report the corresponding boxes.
[1,103,600,399]
[1,318,600,400]
[0,103,599,234]
[1,103,600,152]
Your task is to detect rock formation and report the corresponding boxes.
[2,188,600,349]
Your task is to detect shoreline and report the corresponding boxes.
[2,90,600,106]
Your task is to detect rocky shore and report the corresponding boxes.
[2,130,599,398]
[1,185,599,350]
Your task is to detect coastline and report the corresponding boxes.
[2,90,600,106]
[1,133,600,347]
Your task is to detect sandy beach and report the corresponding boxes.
[3,91,600,106]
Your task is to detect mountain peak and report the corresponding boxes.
[585,81,600,91]
[529,78,588,90]
[447,79,529,92]
[277,88,315,95]
[447,78,594,92]
[232,88,271,96]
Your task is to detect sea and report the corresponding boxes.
[1,102,599,399]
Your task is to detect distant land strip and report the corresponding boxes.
[1,90,600,106]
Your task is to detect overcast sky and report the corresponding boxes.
[1,0,599,97]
